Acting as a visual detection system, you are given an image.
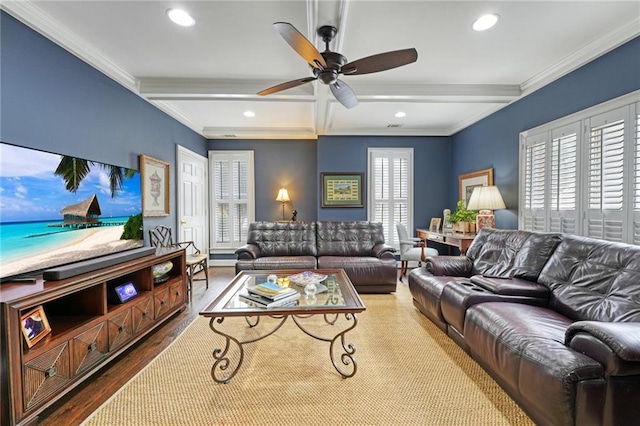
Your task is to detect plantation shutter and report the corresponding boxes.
[633,104,640,244]
[549,123,579,234]
[368,148,413,247]
[209,151,254,250]
[584,108,626,242]
[521,132,547,231]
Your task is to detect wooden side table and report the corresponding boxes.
[416,229,476,255]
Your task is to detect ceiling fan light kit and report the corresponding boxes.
[258,22,418,109]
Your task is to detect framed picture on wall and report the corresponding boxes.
[140,154,170,217]
[459,168,493,207]
[321,173,364,208]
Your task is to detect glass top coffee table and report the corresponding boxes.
[200,269,365,383]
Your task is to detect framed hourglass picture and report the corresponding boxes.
[140,154,170,217]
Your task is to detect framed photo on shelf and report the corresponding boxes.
[321,173,364,208]
[429,217,442,232]
[140,154,170,217]
[21,306,51,348]
[459,168,493,207]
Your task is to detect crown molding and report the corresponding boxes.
[1,0,138,93]
[521,17,640,94]
[148,101,204,136]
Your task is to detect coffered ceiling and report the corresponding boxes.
[3,1,639,139]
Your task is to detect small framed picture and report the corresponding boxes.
[429,217,442,232]
[21,306,51,348]
[321,172,364,208]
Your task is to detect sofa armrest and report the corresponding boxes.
[566,321,640,375]
[372,243,396,259]
[425,256,473,277]
[234,244,261,260]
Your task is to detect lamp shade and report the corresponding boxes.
[467,186,506,211]
[276,188,290,202]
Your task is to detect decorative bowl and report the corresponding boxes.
[152,261,173,279]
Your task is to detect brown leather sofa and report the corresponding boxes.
[408,228,640,426]
[235,221,397,293]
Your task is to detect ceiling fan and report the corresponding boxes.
[257,22,418,109]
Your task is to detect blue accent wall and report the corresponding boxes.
[209,139,318,222]
[0,12,208,237]
[211,135,452,228]
[451,36,640,229]
[317,135,451,228]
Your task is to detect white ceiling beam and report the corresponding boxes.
[203,127,318,139]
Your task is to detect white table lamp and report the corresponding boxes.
[467,185,506,231]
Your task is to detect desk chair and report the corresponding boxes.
[396,223,438,282]
[149,225,209,300]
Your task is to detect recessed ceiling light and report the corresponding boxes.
[243,111,255,117]
[473,14,499,31]
[395,111,407,118]
[167,9,195,27]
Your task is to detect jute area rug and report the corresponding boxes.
[83,283,533,425]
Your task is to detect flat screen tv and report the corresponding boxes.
[0,142,144,281]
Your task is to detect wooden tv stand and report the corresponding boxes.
[0,248,187,426]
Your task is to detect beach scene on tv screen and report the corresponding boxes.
[0,143,143,279]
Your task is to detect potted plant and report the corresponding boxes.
[449,200,478,233]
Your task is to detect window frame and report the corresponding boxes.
[208,150,255,252]
[519,90,640,244]
[367,147,414,248]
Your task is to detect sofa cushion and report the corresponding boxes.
[469,275,549,298]
[316,221,386,257]
[538,234,640,322]
[317,256,397,287]
[246,221,317,257]
[466,229,562,280]
[235,256,317,272]
[465,302,604,426]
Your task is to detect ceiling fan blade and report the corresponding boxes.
[273,22,327,69]
[257,77,317,96]
[330,79,358,109]
[342,48,418,75]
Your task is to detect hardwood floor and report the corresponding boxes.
[37,267,237,426]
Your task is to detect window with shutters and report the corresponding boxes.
[521,133,547,231]
[549,125,579,234]
[368,148,413,247]
[208,151,254,251]
[633,105,640,244]
[519,92,639,244]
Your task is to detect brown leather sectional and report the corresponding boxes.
[408,228,640,426]
[235,221,397,293]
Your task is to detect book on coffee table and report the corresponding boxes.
[248,282,298,300]
[239,291,300,308]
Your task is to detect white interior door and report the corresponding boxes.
[177,145,208,258]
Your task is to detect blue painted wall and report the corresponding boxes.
[209,139,318,222]
[451,36,640,229]
[210,136,452,229]
[317,135,451,228]
[0,12,208,238]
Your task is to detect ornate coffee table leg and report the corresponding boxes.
[208,315,288,383]
[209,317,243,384]
[330,313,358,378]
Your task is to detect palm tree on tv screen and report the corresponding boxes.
[55,156,137,198]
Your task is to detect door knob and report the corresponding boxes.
[180,220,187,224]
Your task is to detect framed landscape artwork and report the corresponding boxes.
[140,154,170,217]
[321,173,364,208]
[459,168,493,207]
